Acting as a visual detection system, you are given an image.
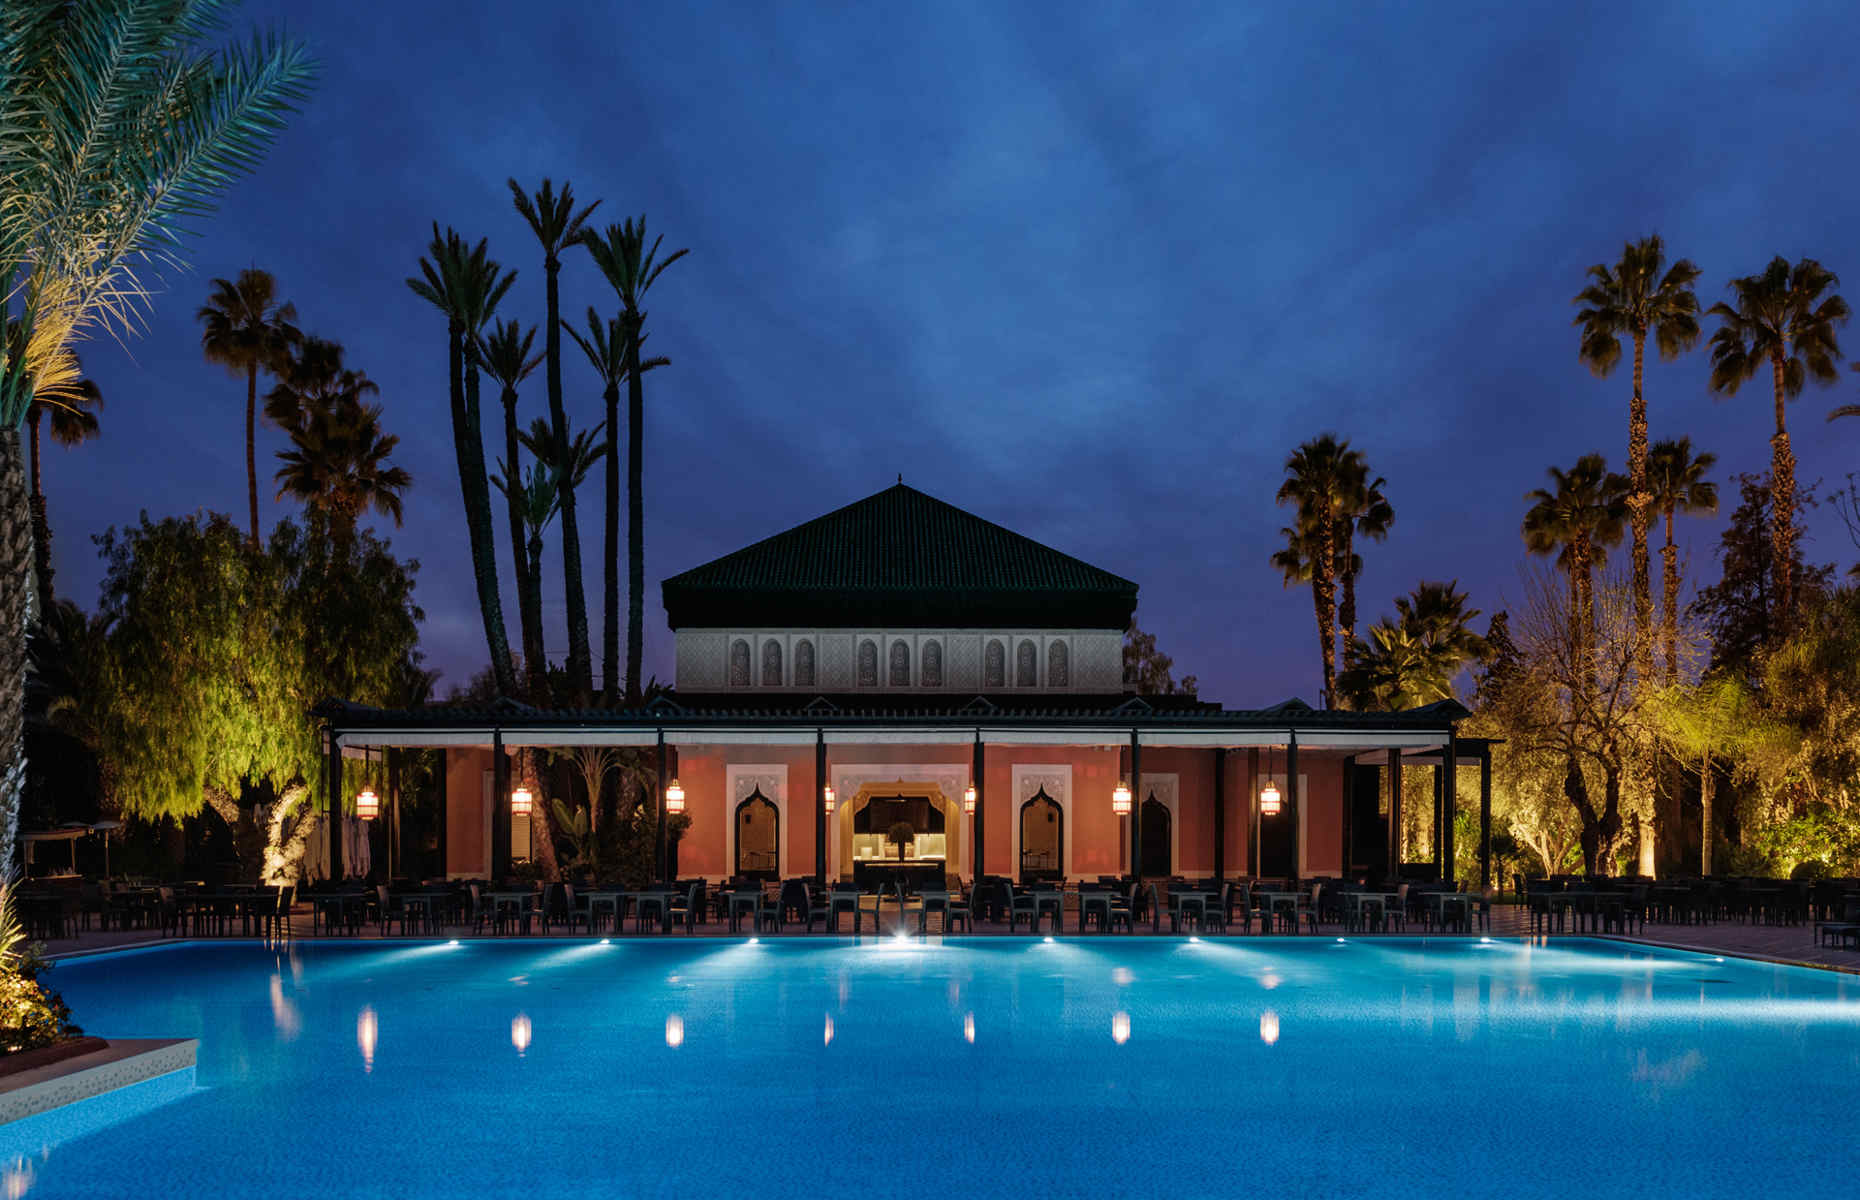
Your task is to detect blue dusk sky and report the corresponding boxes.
[47,0,1860,706]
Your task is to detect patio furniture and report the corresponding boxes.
[1169,887,1207,934]
[669,882,703,933]
[727,888,762,933]
[826,884,861,933]
[1078,886,1113,933]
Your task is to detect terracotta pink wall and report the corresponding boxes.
[445,747,492,877]
[1301,750,1344,876]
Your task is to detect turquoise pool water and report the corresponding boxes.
[4,937,1858,1198]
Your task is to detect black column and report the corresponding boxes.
[491,728,511,882]
[1212,747,1226,881]
[1286,733,1300,880]
[1128,730,1143,883]
[1479,745,1492,891]
[1388,750,1403,878]
[1249,747,1260,877]
[972,733,985,884]
[655,730,667,883]
[325,728,344,882]
[1443,727,1459,885]
[814,730,827,886]
[387,747,400,880]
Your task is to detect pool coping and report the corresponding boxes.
[0,1038,196,1127]
[44,930,1860,977]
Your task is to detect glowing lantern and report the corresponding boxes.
[1259,780,1282,817]
[510,786,534,817]
[1111,780,1132,816]
[822,785,836,815]
[963,785,977,814]
[355,789,380,821]
[664,779,686,815]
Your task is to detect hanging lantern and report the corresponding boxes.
[1111,780,1132,817]
[665,779,686,815]
[963,785,977,815]
[823,785,836,814]
[355,789,380,821]
[1259,779,1283,817]
[510,786,534,817]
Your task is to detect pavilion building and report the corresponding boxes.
[317,483,1492,886]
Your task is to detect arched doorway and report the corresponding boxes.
[1019,787,1062,882]
[735,788,779,880]
[1139,794,1172,878]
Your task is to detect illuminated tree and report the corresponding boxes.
[0,1,314,871]
[1708,257,1849,630]
[582,218,687,705]
[1573,236,1701,693]
[1645,438,1718,683]
[1522,454,1626,658]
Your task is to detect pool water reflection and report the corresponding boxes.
[5,937,1859,1198]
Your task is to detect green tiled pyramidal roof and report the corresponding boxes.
[662,483,1138,630]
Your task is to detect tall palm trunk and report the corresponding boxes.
[447,323,516,697]
[1699,749,1713,876]
[624,322,645,704]
[1311,514,1337,707]
[1626,332,1653,683]
[543,254,593,705]
[1660,507,1680,683]
[601,374,619,706]
[0,430,32,872]
[500,387,547,702]
[246,360,260,546]
[1767,351,1795,632]
[27,410,51,617]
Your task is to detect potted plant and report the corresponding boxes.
[888,821,916,862]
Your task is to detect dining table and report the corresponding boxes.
[1255,890,1302,933]
[486,889,539,934]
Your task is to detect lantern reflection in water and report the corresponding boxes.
[1259,1010,1280,1045]
[665,1014,684,1047]
[1111,1011,1131,1045]
[823,1014,834,1047]
[510,1013,532,1055]
[963,1012,975,1044]
[357,1006,378,1072]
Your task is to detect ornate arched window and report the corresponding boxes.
[857,640,878,688]
[761,639,783,686]
[889,639,911,687]
[729,639,751,687]
[984,639,1006,689]
[793,639,816,688]
[1015,639,1038,688]
[1047,640,1069,688]
[921,640,943,688]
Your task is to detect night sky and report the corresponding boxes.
[48,1,1860,707]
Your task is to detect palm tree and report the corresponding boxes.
[1707,257,1849,629]
[1334,453,1392,654]
[1523,454,1627,650]
[1574,236,1701,686]
[479,320,547,702]
[1334,581,1485,711]
[1274,434,1355,707]
[1645,438,1718,682]
[273,388,410,560]
[561,308,628,705]
[0,1,313,871]
[581,219,687,705]
[407,226,520,697]
[25,357,101,617]
[197,269,302,546]
[509,179,600,705]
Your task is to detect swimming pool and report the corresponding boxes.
[4,936,1857,1198]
